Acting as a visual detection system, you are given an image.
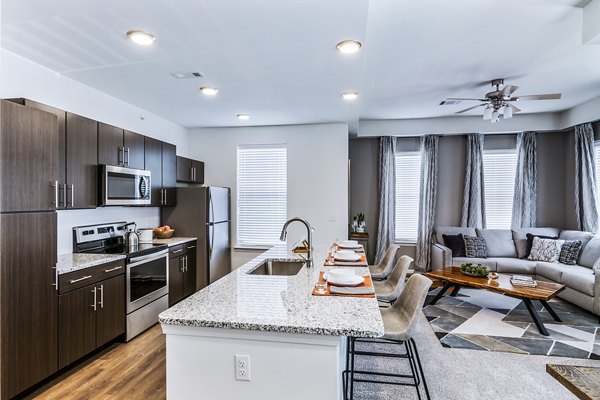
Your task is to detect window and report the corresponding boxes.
[395,151,422,242]
[237,144,287,246]
[483,149,517,229]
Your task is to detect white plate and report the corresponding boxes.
[325,269,354,281]
[328,275,365,287]
[334,253,361,262]
[342,240,358,245]
[337,243,362,249]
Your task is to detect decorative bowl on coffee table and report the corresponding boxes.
[460,263,489,278]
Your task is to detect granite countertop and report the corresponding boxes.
[152,237,197,247]
[159,242,384,338]
[56,253,126,275]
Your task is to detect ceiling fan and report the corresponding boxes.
[440,79,562,123]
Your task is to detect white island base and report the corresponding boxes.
[162,324,346,400]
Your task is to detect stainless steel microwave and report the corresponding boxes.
[100,165,151,206]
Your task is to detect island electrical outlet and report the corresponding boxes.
[235,354,251,381]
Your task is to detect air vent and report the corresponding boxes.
[170,71,205,79]
[439,100,462,106]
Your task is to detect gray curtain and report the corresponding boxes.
[461,133,486,228]
[416,135,439,272]
[375,137,396,264]
[574,123,599,233]
[512,132,537,228]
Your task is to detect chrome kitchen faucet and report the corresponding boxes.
[280,217,313,268]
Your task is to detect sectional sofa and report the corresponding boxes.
[431,227,600,317]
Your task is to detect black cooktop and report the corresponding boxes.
[90,243,167,257]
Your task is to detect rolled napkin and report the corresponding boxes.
[329,286,375,295]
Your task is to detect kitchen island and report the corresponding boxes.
[159,242,383,400]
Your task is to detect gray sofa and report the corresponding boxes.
[431,227,600,317]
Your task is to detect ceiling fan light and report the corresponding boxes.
[491,110,499,121]
[483,107,492,120]
[504,106,513,119]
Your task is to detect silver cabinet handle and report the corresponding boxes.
[180,257,184,273]
[52,266,58,291]
[125,147,130,166]
[190,166,194,182]
[104,265,122,273]
[185,256,188,272]
[52,181,59,207]
[98,284,104,309]
[172,249,183,254]
[91,287,97,311]
[66,184,75,208]
[70,275,92,284]
[62,183,68,208]
[118,146,124,166]
[187,245,196,249]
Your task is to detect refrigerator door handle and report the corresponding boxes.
[208,225,214,262]
[208,189,215,224]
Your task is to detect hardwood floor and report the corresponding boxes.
[34,324,166,400]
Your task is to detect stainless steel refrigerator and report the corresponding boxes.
[161,187,231,289]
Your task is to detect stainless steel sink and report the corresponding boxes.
[247,259,305,276]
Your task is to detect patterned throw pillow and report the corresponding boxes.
[559,240,583,265]
[528,237,565,263]
[463,235,487,258]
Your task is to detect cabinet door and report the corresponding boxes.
[144,137,163,207]
[176,156,192,183]
[168,256,184,307]
[1,100,58,212]
[0,212,58,399]
[58,284,97,369]
[162,142,177,206]
[192,160,205,184]
[98,123,124,166]
[66,113,98,209]
[124,130,145,170]
[183,252,197,299]
[96,275,125,347]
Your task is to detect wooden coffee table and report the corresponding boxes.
[424,267,566,336]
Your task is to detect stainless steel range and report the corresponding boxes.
[73,222,169,341]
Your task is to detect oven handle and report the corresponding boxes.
[128,249,169,265]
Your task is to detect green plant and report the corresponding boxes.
[355,212,365,225]
[460,263,489,276]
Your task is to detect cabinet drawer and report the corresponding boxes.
[184,241,197,252]
[59,260,125,294]
[169,244,185,257]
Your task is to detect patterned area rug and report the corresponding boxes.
[423,287,600,359]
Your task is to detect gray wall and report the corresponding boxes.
[349,130,580,255]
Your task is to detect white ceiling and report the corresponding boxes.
[2,0,600,131]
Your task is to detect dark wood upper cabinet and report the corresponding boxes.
[176,156,204,184]
[1,212,58,399]
[0,100,58,212]
[162,142,177,206]
[98,123,124,167]
[144,136,163,207]
[124,130,145,170]
[66,113,98,209]
[95,275,125,348]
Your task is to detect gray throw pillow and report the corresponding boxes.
[559,240,583,265]
[528,238,564,263]
[464,235,487,258]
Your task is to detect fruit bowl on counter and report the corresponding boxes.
[154,225,175,239]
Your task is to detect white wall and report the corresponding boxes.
[188,123,349,268]
[0,49,189,254]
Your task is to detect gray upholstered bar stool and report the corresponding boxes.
[369,244,400,280]
[372,255,412,306]
[344,274,433,400]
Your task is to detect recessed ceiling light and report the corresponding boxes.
[342,92,359,100]
[200,87,219,96]
[336,40,362,54]
[236,114,250,120]
[127,30,156,46]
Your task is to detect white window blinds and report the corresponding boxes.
[483,149,517,229]
[237,144,287,246]
[395,151,422,242]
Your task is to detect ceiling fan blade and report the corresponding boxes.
[455,104,486,114]
[445,97,488,101]
[508,104,522,113]
[501,85,519,96]
[512,93,562,101]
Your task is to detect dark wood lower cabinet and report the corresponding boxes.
[168,242,198,307]
[58,268,125,369]
[0,212,58,400]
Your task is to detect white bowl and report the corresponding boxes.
[336,250,355,258]
[342,240,358,245]
[326,269,355,282]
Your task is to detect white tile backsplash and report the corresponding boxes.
[57,207,160,255]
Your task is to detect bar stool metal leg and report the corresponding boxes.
[410,338,431,400]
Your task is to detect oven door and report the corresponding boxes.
[101,165,151,206]
[126,249,169,314]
